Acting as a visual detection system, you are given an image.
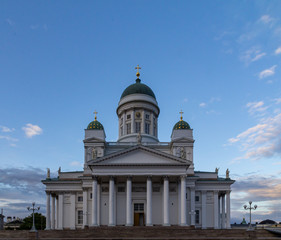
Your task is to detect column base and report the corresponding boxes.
[125,224,133,226]
[180,223,188,226]
[91,224,99,227]
[146,223,153,226]
[57,228,63,230]
[44,227,51,230]
[163,223,171,226]
[108,224,116,227]
[70,227,76,230]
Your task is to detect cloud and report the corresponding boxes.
[240,47,266,65]
[70,161,83,167]
[259,15,274,24]
[0,135,18,142]
[22,123,43,138]
[5,18,14,26]
[231,173,281,223]
[0,125,15,132]
[199,102,206,107]
[228,104,281,161]
[0,167,47,218]
[275,46,281,55]
[259,65,277,79]
[246,101,268,115]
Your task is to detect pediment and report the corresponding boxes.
[88,145,190,166]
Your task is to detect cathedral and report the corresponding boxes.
[42,67,234,230]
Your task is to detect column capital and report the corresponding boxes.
[180,175,187,179]
[163,176,169,180]
[127,176,132,180]
[226,190,231,194]
[214,190,219,194]
[146,175,152,180]
[189,186,195,191]
[201,190,207,194]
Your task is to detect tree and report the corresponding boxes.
[20,213,46,230]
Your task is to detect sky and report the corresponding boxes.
[0,0,281,224]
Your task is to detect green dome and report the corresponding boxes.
[87,120,104,130]
[121,79,156,99]
[173,120,191,130]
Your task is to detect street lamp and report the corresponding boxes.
[27,202,40,232]
[243,201,257,230]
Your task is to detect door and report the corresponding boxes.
[133,203,145,226]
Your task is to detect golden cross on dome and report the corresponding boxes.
[179,110,184,121]
[93,110,98,121]
[135,64,141,78]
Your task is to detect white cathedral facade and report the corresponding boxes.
[43,69,234,230]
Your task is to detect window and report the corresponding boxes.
[127,114,131,120]
[120,126,123,136]
[118,186,125,192]
[134,203,144,211]
[102,186,109,192]
[195,196,200,202]
[153,186,160,192]
[145,123,150,134]
[135,122,141,133]
[153,117,157,136]
[77,210,83,224]
[126,123,131,134]
[90,193,92,199]
[78,196,83,202]
[145,114,150,120]
[195,210,200,224]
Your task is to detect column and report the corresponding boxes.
[226,191,231,229]
[70,193,76,229]
[126,177,133,226]
[83,189,88,228]
[56,196,59,229]
[141,110,145,134]
[177,181,181,224]
[213,191,219,229]
[221,194,226,229]
[45,192,51,230]
[163,177,170,226]
[97,183,101,226]
[201,191,207,229]
[131,110,135,133]
[218,195,221,229]
[51,194,56,229]
[122,113,125,136]
[108,177,115,226]
[190,187,195,226]
[180,176,187,226]
[146,176,152,226]
[91,178,98,226]
[58,193,64,230]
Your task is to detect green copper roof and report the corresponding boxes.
[121,79,156,99]
[173,120,191,130]
[87,120,104,130]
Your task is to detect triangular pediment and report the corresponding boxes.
[83,137,105,143]
[88,145,191,166]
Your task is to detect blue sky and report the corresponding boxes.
[1,0,281,223]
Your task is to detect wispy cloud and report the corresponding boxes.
[259,15,274,24]
[259,65,277,79]
[0,135,18,142]
[228,99,281,161]
[240,47,266,65]
[22,123,43,138]
[5,18,14,26]
[70,161,83,167]
[0,125,15,132]
[274,46,281,55]
[199,102,206,107]
[246,101,268,115]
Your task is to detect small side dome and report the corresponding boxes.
[121,79,156,99]
[173,120,191,130]
[87,120,104,130]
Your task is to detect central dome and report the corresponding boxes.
[120,79,156,99]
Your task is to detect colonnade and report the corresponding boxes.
[45,179,231,229]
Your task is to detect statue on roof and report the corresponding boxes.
[226,168,230,179]
[215,167,219,174]
[92,147,97,160]
[47,168,50,179]
[137,132,142,145]
[180,147,186,159]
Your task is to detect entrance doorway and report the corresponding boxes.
[134,203,145,226]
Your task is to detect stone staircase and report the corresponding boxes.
[0,227,280,240]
